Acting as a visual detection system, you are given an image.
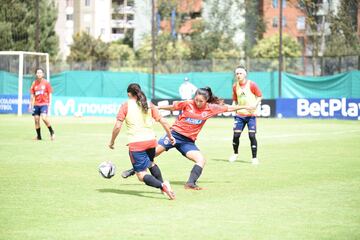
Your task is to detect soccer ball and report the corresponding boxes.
[98,161,116,179]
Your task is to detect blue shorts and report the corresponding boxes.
[32,105,49,116]
[233,116,257,133]
[158,130,199,156]
[129,148,155,172]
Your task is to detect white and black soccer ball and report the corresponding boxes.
[98,161,116,179]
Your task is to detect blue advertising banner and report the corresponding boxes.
[51,96,127,117]
[0,94,30,114]
[276,98,360,120]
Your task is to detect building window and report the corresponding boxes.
[272,17,278,27]
[127,0,134,7]
[272,0,278,8]
[100,28,106,35]
[66,14,73,21]
[127,14,134,20]
[112,13,125,20]
[85,0,90,6]
[297,16,305,30]
[297,37,305,49]
[112,28,124,34]
[272,0,286,8]
[112,0,124,5]
[282,16,286,27]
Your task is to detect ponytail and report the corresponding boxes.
[127,83,149,113]
[195,87,223,104]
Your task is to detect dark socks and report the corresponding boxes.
[48,126,54,135]
[143,174,162,189]
[187,164,203,185]
[149,164,163,182]
[232,133,241,154]
[36,128,42,140]
[249,133,257,158]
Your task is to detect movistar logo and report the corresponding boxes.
[54,99,75,116]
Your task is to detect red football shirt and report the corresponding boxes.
[171,100,228,141]
[30,79,52,106]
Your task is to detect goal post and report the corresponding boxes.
[0,51,50,116]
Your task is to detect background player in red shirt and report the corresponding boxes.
[29,68,55,140]
[122,87,252,190]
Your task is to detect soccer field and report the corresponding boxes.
[0,115,359,240]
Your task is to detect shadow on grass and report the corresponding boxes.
[97,188,164,200]
[211,158,251,164]
[169,180,217,186]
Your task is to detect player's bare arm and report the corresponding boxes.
[227,105,253,112]
[158,117,176,145]
[157,104,176,111]
[109,119,123,149]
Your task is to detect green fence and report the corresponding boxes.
[0,70,359,99]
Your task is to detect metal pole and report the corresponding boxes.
[46,53,51,116]
[18,52,24,116]
[35,0,40,67]
[278,0,283,98]
[151,0,156,99]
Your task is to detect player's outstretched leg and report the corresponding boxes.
[142,174,175,200]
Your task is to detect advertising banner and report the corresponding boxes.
[276,98,360,120]
[0,94,30,114]
[51,96,127,117]
[152,99,276,118]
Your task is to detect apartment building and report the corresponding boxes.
[260,0,342,56]
[55,0,151,59]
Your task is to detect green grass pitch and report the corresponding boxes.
[0,115,359,240]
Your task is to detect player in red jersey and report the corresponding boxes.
[29,68,55,140]
[121,87,252,190]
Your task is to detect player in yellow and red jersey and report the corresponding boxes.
[29,68,55,140]
[121,87,252,190]
[109,83,176,200]
[229,66,262,164]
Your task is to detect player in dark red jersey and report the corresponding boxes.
[121,87,252,190]
[29,68,55,140]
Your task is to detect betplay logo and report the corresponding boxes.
[297,98,360,118]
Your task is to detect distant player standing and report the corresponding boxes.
[109,83,176,200]
[29,68,55,140]
[229,66,262,164]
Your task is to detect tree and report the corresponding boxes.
[67,32,110,70]
[136,33,190,73]
[0,0,59,58]
[186,20,241,60]
[298,0,332,75]
[243,0,266,56]
[325,0,360,57]
[252,34,302,72]
[108,41,136,71]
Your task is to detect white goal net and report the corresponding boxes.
[0,51,50,116]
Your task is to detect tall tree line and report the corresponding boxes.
[0,0,59,58]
